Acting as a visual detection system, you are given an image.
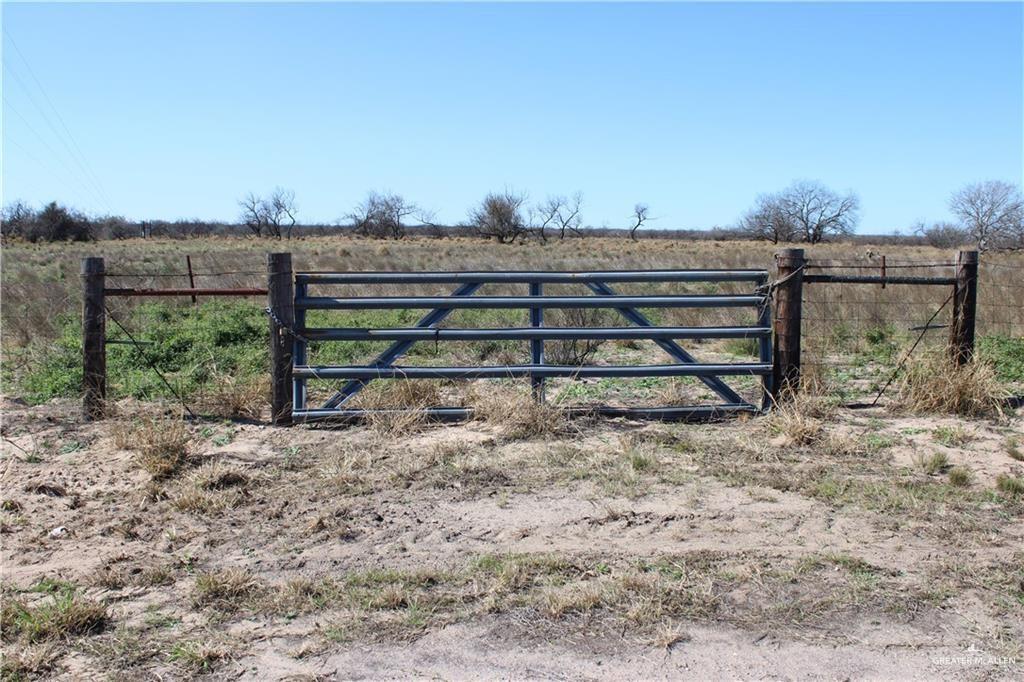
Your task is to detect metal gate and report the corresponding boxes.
[288,269,773,422]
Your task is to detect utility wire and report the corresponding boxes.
[2,63,114,213]
[2,103,102,208]
[3,30,116,212]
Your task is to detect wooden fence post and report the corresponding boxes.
[771,248,805,401]
[82,257,106,420]
[267,253,294,425]
[950,249,979,366]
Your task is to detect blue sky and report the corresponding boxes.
[2,2,1021,233]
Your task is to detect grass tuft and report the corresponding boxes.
[947,467,972,487]
[112,416,191,479]
[168,639,229,672]
[192,569,264,611]
[467,384,566,439]
[893,354,1007,418]
[995,474,1024,497]
[1,591,108,643]
[914,452,950,475]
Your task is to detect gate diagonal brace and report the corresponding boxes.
[585,281,751,407]
[321,282,483,409]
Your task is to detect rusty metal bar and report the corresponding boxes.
[105,287,268,297]
[803,274,955,286]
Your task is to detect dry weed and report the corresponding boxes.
[198,373,268,420]
[466,384,566,439]
[763,392,834,446]
[892,353,1007,418]
[192,569,264,610]
[111,416,191,479]
[172,462,249,514]
[349,379,443,435]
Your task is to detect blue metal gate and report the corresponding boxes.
[289,269,773,422]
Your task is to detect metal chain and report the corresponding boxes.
[263,306,313,344]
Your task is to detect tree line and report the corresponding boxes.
[2,180,1021,251]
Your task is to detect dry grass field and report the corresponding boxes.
[2,235,1023,679]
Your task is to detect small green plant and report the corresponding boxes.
[948,467,972,487]
[169,640,227,672]
[978,335,1024,383]
[1,591,107,643]
[1006,437,1024,462]
[932,425,973,448]
[995,474,1024,497]
[722,338,758,358]
[914,452,949,475]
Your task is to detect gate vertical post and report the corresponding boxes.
[950,250,979,366]
[82,257,106,420]
[267,253,294,425]
[529,281,545,401]
[293,278,308,414]
[757,288,773,410]
[771,248,805,401]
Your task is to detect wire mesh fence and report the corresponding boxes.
[801,255,1024,403]
[4,245,1020,420]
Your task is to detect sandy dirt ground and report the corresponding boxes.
[2,396,1023,680]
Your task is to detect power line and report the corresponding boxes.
[3,97,108,209]
[2,62,115,213]
[3,30,116,213]
[3,136,96,209]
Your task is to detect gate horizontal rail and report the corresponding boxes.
[292,363,772,380]
[300,326,772,341]
[292,404,760,424]
[297,269,768,284]
[297,294,766,310]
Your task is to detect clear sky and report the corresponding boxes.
[2,1,1021,233]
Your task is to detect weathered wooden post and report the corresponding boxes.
[949,249,979,366]
[82,257,106,420]
[267,253,294,425]
[771,248,805,401]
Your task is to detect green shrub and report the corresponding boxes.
[978,335,1024,383]
[17,302,269,404]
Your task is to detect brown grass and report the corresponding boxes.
[348,379,443,435]
[763,392,834,445]
[171,462,250,514]
[192,569,265,611]
[111,416,191,479]
[892,353,1008,418]
[197,373,269,420]
[466,384,566,439]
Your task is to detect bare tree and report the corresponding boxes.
[780,181,858,243]
[469,190,528,243]
[556,192,583,239]
[348,191,421,239]
[738,193,798,243]
[533,197,562,243]
[238,188,297,239]
[950,180,1023,251]
[629,203,650,241]
[738,181,858,244]
[912,220,969,249]
[1,200,34,240]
